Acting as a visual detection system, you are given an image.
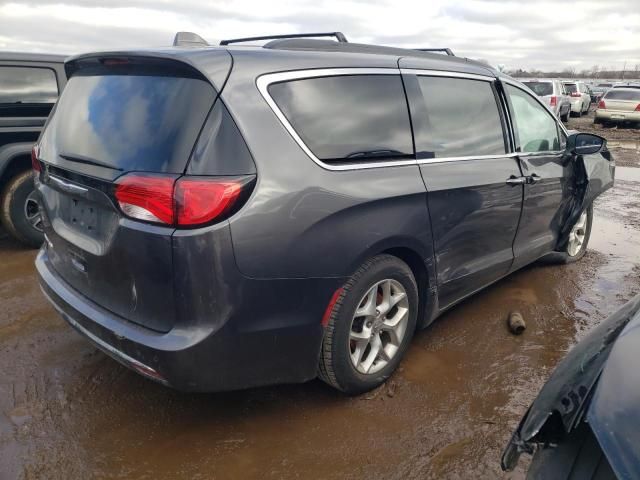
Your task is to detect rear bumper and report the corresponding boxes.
[37,248,344,391]
[595,109,640,122]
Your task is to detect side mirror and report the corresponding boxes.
[566,132,606,156]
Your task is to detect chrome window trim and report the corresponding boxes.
[502,77,570,136]
[256,68,563,171]
[399,68,495,82]
[256,68,415,171]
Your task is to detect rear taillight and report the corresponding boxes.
[114,174,253,227]
[598,100,606,109]
[115,175,175,224]
[175,177,243,226]
[635,104,640,112]
[550,96,557,107]
[31,145,41,172]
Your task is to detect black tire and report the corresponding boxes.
[561,107,570,122]
[0,170,44,248]
[544,205,593,265]
[318,254,419,395]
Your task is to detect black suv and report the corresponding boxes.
[35,33,614,394]
[1,52,66,247]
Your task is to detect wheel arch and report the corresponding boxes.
[346,236,438,330]
[0,143,33,190]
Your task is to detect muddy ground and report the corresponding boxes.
[1,168,639,479]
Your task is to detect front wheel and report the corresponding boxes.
[545,206,593,264]
[0,170,44,248]
[318,255,418,395]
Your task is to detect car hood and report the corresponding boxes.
[502,295,640,471]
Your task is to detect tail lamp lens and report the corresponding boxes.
[635,104,640,112]
[550,96,557,107]
[598,100,606,109]
[114,174,252,227]
[31,145,41,172]
[175,178,243,226]
[115,175,175,224]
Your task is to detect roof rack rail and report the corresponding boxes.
[173,31,209,47]
[415,48,455,56]
[220,32,348,46]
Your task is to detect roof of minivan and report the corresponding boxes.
[0,51,67,63]
[66,41,502,89]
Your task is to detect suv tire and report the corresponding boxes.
[318,254,418,395]
[1,170,44,248]
[543,205,593,265]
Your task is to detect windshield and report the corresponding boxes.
[523,81,553,96]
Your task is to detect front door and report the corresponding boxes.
[504,84,577,270]
[403,72,523,309]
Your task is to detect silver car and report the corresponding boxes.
[522,79,572,122]
[563,81,591,116]
[595,87,640,125]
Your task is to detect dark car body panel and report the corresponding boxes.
[35,43,615,391]
[502,296,640,476]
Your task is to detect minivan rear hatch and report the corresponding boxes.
[36,53,229,332]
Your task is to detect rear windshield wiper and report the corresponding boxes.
[59,153,123,171]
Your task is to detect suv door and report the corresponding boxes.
[402,72,523,309]
[504,83,576,269]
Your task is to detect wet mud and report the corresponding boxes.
[1,168,639,479]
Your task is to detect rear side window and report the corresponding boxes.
[413,76,506,158]
[523,81,553,96]
[268,75,413,162]
[604,90,640,101]
[39,74,216,173]
[0,66,58,117]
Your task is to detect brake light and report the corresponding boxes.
[635,104,640,112]
[175,177,243,226]
[114,174,252,227]
[115,175,175,224]
[598,100,606,109]
[550,96,557,107]
[31,145,41,172]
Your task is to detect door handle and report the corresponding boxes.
[506,175,527,186]
[528,174,542,184]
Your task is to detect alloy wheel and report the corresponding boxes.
[567,210,588,257]
[348,279,409,375]
[23,191,43,233]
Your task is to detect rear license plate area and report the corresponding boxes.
[611,114,625,120]
[67,198,98,233]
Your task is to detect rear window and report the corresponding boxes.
[523,81,553,96]
[564,83,577,93]
[268,75,413,162]
[598,83,613,88]
[604,89,640,101]
[413,76,506,158]
[39,74,216,173]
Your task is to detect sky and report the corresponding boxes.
[0,0,638,72]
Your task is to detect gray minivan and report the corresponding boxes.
[35,33,614,394]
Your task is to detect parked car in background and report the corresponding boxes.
[522,79,572,122]
[502,295,640,480]
[0,52,66,247]
[562,81,591,116]
[590,85,609,103]
[595,87,640,126]
[35,32,614,395]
